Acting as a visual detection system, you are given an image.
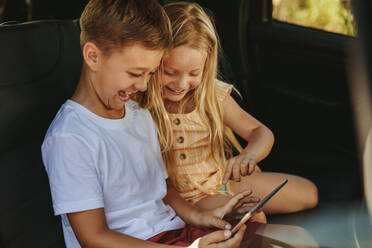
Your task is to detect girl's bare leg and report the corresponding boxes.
[229,171,318,214]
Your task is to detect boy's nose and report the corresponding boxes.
[134,78,148,92]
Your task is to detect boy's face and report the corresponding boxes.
[89,43,163,118]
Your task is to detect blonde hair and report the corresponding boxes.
[142,2,239,188]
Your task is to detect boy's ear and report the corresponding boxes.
[83,42,101,71]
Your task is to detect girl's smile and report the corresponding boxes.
[162,45,207,103]
[164,86,186,96]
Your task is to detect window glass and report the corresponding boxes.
[0,0,6,21]
[272,0,356,36]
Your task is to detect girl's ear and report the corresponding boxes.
[83,42,101,71]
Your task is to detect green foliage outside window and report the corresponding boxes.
[273,0,357,36]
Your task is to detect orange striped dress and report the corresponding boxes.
[168,80,233,204]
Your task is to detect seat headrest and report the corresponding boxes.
[0,20,81,87]
[0,20,82,152]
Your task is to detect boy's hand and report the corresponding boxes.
[189,224,246,248]
[192,210,232,230]
[193,190,266,230]
[190,191,253,229]
[223,152,256,183]
[209,190,260,220]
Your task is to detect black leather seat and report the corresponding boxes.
[0,19,82,248]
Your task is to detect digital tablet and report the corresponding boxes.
[231,179,288,234]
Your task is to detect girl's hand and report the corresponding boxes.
[223,152,256,183]
[188,225,246,248]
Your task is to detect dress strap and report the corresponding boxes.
[215,80,233,102]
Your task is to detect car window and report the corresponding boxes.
[272,0,357,36]
[0,0,32,23]
[0,0,7,21]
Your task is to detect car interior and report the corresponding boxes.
[0,0,371,247]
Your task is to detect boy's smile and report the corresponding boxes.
[118,90,137,103]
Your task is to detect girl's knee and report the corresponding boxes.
[303,181,319,209]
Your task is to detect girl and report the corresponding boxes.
[149,2,318,215]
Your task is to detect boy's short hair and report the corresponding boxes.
[80,0,172,55]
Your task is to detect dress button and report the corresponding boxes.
[180,153,186,160]
[177,136,184,143]
[173,118,181,125]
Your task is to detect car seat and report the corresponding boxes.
[0,19,82,248]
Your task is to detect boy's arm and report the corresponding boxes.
[67,201,246,248]
[163,184,200,224]
[67,208,177,248]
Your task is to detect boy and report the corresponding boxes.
[41,0,248,247]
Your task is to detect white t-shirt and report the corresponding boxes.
[42,100,185,248]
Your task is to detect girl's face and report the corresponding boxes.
[162,45,207,103]
[91,43,163,118]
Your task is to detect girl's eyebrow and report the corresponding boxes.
[164,66,200,73]
[130,66,159,72]
[129,67,149,71]
[164,65,177,71]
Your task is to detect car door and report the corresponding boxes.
[200,0,361,203]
